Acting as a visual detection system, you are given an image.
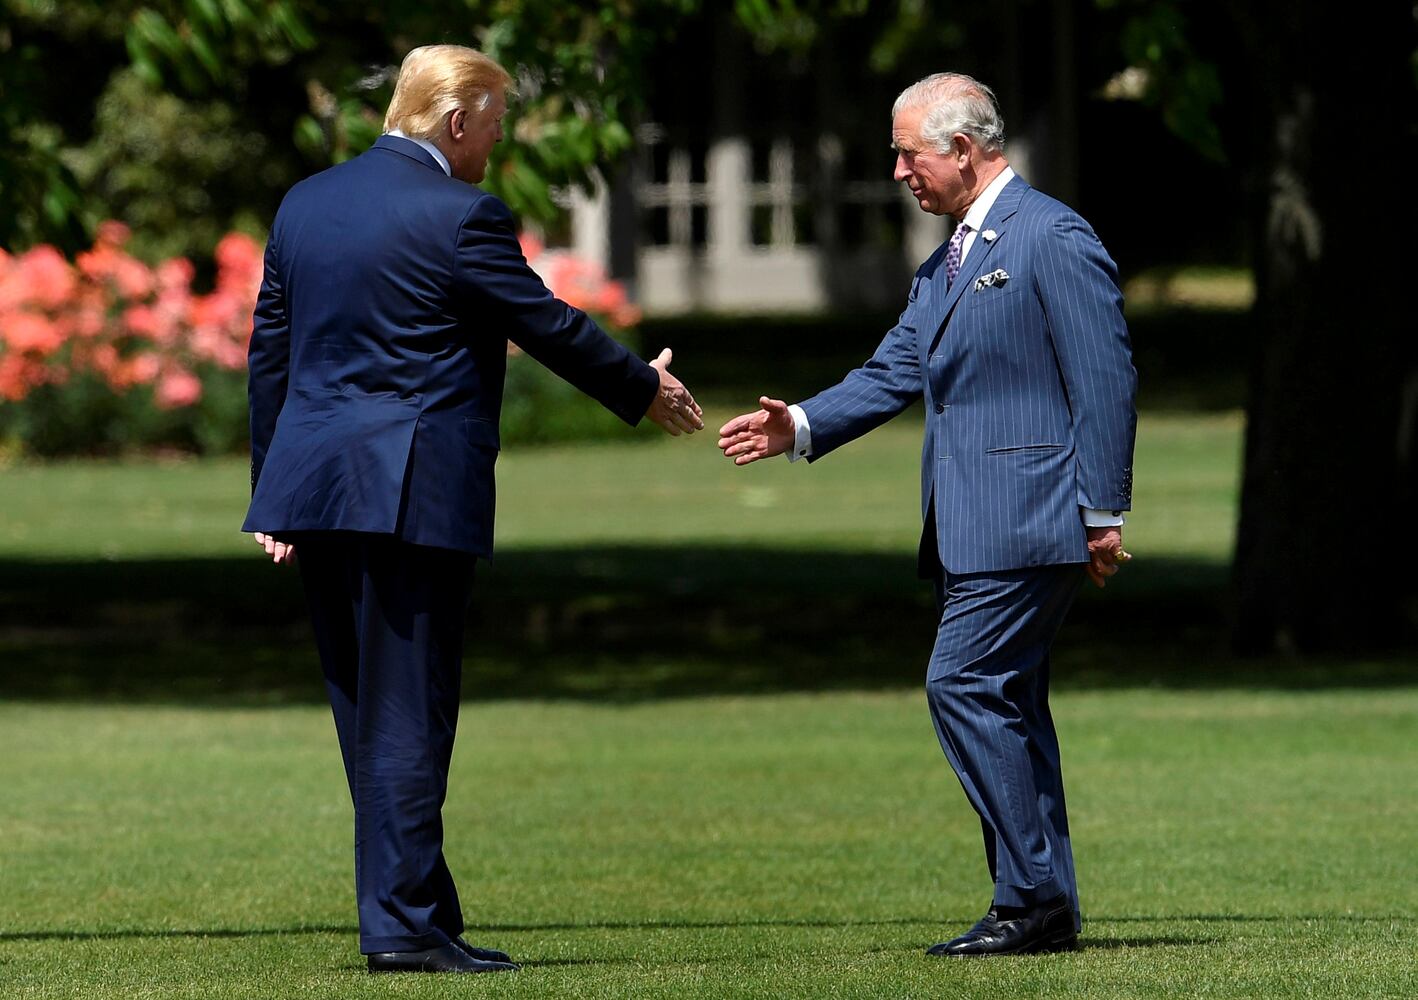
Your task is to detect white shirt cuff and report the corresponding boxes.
[1082,507,1126,528]
[786,404,812,462]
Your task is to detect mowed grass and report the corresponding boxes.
[2,690,1416,999]
[0,408,1240,561]
[0,411,1260,701]
[3,410,1417,996]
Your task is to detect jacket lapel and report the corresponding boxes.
[926,175,1028,357]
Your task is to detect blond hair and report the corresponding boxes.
[383,44,513,140]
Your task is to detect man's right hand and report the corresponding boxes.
[646,348,704,436]
[253,531,297,566]
[718,397,795,465]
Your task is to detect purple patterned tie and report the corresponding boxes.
[944,222,970,287]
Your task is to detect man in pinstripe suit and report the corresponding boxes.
[718,73,1136,956]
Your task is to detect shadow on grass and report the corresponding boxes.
[5,912,1409,946]
[1,546,1413,704]
[1082,936,1216,950]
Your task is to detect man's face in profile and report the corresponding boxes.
[451,90,507,184]
[892,105,965,218]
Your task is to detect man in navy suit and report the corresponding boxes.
[244,45,702,974]
[719,73,1136,956]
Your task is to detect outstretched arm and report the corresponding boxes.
[718,250,946,468]
[452,194,700,434]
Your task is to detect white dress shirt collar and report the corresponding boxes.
[386,128,452,177]
[961,165,1016,233]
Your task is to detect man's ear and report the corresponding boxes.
[951,132,974,165]
[449,108,467,140]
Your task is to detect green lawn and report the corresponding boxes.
[0,411,1262,702]
[2,690,1415,999]
[0,408,1240,561]
[3,410,1417,997]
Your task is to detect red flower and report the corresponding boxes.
[0,354,39,401]
[3,313,65,355]
[154,367,202,409]
[14,246,76,309]
[518,233,642,334]
[0,225,256,409]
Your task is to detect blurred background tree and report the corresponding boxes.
[2,0,969,258]
[1095,0,1416,652]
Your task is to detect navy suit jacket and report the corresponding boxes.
[800,175,1136,575]
[243,135,658,556]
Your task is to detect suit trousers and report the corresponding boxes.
[926,559,1084,920]
[294,531,476,953]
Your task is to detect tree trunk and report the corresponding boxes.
[1232,4,1418,653]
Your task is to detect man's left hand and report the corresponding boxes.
[1085,526,1130,589]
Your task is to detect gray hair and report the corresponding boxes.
[892,73,1006,154]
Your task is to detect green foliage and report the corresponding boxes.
[500,330,656,447]
[0,17,88,251]
[456,1,701,221]
[1100,0,1225,160]
[861,0,965,74]
[0,348,656,457]
[189,361,252,454]
[0,0,981,248]
[65,69,286,262]
[0,366,247,457]
[121,0,707,224]
[125,0,314,94]
[731,0,881,53]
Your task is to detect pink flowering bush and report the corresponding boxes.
[518,233,642,331]
[0,222,260,455]
[0,224,645,456]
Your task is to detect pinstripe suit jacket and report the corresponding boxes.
[799,175,1136,575]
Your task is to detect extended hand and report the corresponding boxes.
[646,348,704,436]
[717,397,795,465]
[1085,525,1131,588]
[254,531,297,566]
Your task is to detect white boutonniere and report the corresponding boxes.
[974,268,1009,291]
[981,229,998,242]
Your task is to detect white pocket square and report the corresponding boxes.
[974,268,1009,291]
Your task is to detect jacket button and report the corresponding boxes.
[934,402,945,414]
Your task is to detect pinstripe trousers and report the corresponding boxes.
[927,556,1084,922]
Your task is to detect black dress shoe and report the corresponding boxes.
[927,895,1079,957]
[452,937,518,967]
[367,942,519,973]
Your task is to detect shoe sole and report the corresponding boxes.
[931,931,1080,958]
[367,963,518,974]
[1026,932,1080,954]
